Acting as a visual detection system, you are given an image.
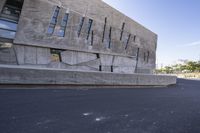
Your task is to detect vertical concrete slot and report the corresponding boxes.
[125,34,131,49]
[77,17,85,37]
[102,17,107,43]
[120,22,125,41]
[91,30,94,46]
[147,51,150,63]
[108,26,112,49]
[144,52,146,62]
[135,48,140,73]
[87,19,93,40]
[133,35,136,42]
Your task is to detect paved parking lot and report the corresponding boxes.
[0,79,200,133]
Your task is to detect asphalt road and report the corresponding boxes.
[0,79,200,133]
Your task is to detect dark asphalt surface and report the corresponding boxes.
[1,79,200,133]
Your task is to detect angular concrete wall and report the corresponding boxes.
[0,65,177,86]
[0,0,157,74]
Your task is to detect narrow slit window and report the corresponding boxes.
[57,13,69,37]
[136,48,140,61]
[91,30,94,46]
[120,22,125,40]
[47,6,60,35]
[99,65,102,71]
[0,0,24,39]
[77,17,85,37]
[144,52,146,61]
[86,19,93,40]
[135,48,140,73]
[125,34,131,49]
[102,17,107,43]
[96,53,100,58]
[111,65,113,72]
[133,35,136,42]
[147,51,150,63]
[108,26,112,49]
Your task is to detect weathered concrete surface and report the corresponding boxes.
[0,65,177,86]
[11,0,156,74]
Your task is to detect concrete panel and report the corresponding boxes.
[80,59,100,70]
[0,47,17,65]
[14,45,25,65]
[61,50,97,65]
[100,54,113,66]
[113,56,136,67]
[36,48,51,65]
[0,65,177,86]
[101,66,111,72]
[113,66,135,74]
[24,46,37,64]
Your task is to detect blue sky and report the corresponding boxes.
[103,0,200,66]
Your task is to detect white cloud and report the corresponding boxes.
[179,41,200,47]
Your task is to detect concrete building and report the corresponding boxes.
[0,0,176,86]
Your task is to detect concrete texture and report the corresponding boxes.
[3,0,156,74]
[0,65,176,86]
[0,0,170,86]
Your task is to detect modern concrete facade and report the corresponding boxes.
[0,0,176,86]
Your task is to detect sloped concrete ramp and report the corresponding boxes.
[0,65,176,86]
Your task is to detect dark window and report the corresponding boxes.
[144,52,146,61]
[96,53,100,58]
[147,51,150,63]
[102,17,107,43]
[133,35,136,42]
[111,65,113,72]
[120,22,125,40]
[86,19,93,40]
[125,34,131,49]
[77,17,85,37]
[91,30,94,46]
[99,65,102,71]
[108,26,112,49]
[47,6,60,35]
[57,13,69,37]
[0,0,24,39]
[136,48,140,61]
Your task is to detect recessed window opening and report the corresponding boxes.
[144,52,146,61]
[136,48,140,61]
[125,34,131,49]
[96,53,100,58]
[120,22,125,40]
[99,65,102,71]
[77,17,85,37]
[0,0,24,39]
[50,49,63,62]
[86,19,93,40]
[47,6,60,35]
[111,65,113,72]
[91,30,94,46]
[57,13,69,37]
[147,51,150,63]
[102,17,107,43]
[133,35,136,42]
[108,26,112,49]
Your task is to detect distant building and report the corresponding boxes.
[0,0,157,74]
